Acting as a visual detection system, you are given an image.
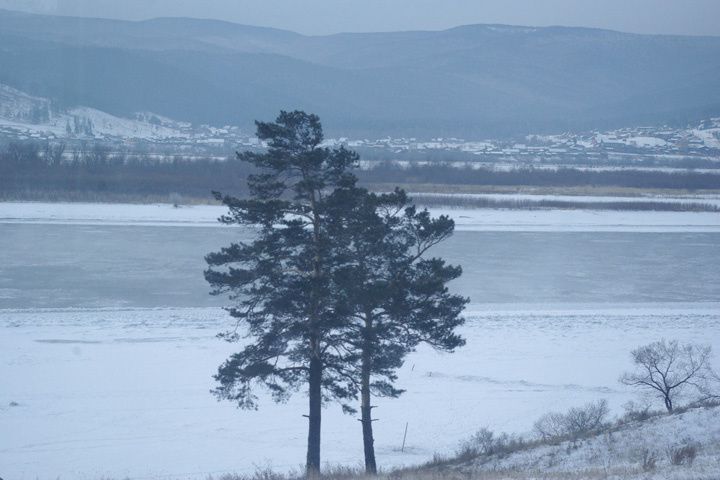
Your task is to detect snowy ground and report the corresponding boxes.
[2,306,719,480]
[1,201,719,232]
[1,201,719,479]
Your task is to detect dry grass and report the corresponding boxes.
[363,183,720,198]
[212,464,669,480]
[407,194,720,211]
[387,467,643,480]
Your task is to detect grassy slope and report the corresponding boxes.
[209,405,720,480]
[410,405,720,480]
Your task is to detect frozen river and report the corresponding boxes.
[2,224,720,308]
[1,204,719,479]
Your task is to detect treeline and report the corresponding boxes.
[409,194,720,212]
[2,141,720,201]
[363,162,720,190]
[0,141,252,200]
[357,147,720,170]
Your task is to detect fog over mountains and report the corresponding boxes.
[2,8,720,138]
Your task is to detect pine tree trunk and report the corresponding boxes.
[361,316,378,475]
[307,352,322,478]
[361,377,377,474]
[307,189,323,478]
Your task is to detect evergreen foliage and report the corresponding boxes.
[205,111,467,476]
[328,188,468,473]
[205,111,360,476]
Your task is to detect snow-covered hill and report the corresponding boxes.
[446,406,720,480]
[0,83,52,122]
[527,118,720,154]
[62,106,191,140]
[1,82,719,164]
[0,83,195,141]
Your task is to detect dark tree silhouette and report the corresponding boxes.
[205,111,360,477]
[620,339,717,412]
[205,111,469,476]
[329,188,468,474]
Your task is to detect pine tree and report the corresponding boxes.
[329,188,468,474]
[205,111,361,477]
[206,111,467,476]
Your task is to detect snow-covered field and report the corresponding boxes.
[2,306,719,480]
[1,201,719,479]
[1,201,719,232]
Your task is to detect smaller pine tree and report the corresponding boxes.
[329,187,468,474]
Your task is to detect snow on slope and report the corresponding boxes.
[66,106,190,140]
[0,83,51,121]
[531,119,720,152]
[693,128,720,150]
[0,106,191,140]
[461,406,720,480]
[626,136,669,148]
[0,83,191,140]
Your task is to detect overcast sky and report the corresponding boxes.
[6,0,720,36]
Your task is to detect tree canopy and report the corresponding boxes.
[205,110,467,476]
[328,187,467,473]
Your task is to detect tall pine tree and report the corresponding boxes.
[205,111,360,477]
[207,111,467,476]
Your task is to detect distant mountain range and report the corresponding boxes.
[1,9,720,138]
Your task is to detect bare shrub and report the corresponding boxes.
[564,400,609,437]
[490,432,526,457]
[534,400,609,441]
[620,339,718,412]
[620,400,656,423]
[667,444,698,466]
[318,465,367,480]
[422,453,451,468]
[456,427,495,459]
[696,397,720,408]
[640,449,658,472]
[533,411,566,440]
[455,428,528,462]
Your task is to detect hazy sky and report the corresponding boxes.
[6,0,720,36]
